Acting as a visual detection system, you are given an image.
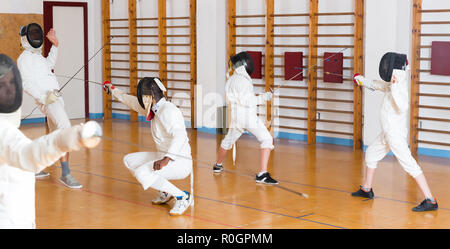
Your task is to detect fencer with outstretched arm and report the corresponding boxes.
[103,77,193,216]
[0,54,102,228]
[351,52,438,212]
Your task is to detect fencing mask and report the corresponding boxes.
[0,54,23,128]
[19,23,44,49]
[137,77,167,121]
[379,52,408,82]
[229,51,255,76]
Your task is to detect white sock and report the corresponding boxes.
[216,163,222,166]
[157,179,185,198]
[257,171,267,177]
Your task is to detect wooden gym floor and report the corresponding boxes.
[20,118,450,229]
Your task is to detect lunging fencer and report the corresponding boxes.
[103,77,193,216]
[351,52,438,212]
[213,51,278,185]
[17,23,82,188]
[0,54,102,228]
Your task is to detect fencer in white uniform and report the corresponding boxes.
[103,77,193,216]
[213,52,278,185]
[0,54,102,228]
[17,24,82,188]
[351,52,438,212]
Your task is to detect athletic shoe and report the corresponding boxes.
[152,191,173,205]
[255,172,279,185]
[351,186,374,199]
[169,191,192,216]
[213,163,224,173]
[35,171,50,178]
[412,198,438,212]
[59,174,83,189]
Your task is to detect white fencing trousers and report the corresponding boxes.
[39,98,71,132]
[365,133,423,178]
[221,117,274,150]
[123,152,193,197]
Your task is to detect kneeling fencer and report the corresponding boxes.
[213,51,278,185]
[351,52,438,212]
[17,23,82,188]
[103,77,193,216]
[0,54,102,228]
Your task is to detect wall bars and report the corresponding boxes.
[102,0,197,126]
[227,0,364,150]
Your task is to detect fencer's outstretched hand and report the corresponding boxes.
[103,81,115,95]
[153,156,170,171]
[55,121,103,152]
[46,28,59,47]
[45,90,59,105]
[353,73,364,86]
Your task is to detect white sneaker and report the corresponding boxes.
[169,191,192,216]
[152,191,173,205]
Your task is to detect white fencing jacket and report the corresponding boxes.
[225,66,268,129]
[0,123,68,228]
[17,45,60,105]
[111,89,192,161]
[362,70,409,138]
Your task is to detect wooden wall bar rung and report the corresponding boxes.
[136,26,158,29]
[136,35,158,37]
[165,25,190,28]
[108,59,130,62]
[109,67,129,71]
[418,105,450,110]
[419,93,450,98]
[420,33,450,36]
[110,51,128,54]
[165,34,190,37]
[314,129,353,136]
[110,43,130,46]
[234,34,265,37]
[166,79,191,82]
[233,44,265,47]
[234,24,265,28]
[420,21,450,25]
[167,87,190,91]
[417,116,450,122]
[273,23,309,27]
[315,12,355,16]
[136,60,158,63]
[272,13,309,17]
[165,61,190,64]
[233,14,266,18]
[279,96,308,100]
[165,70,190,73]
[138,52,159,55]
[138,43,158,46]
[166,52,191,55]
[272,44,309,48]
[272,34,309,37]
[110,26,129,29]
[315,45,354,48]
[317,108,353,114]
[316,119,353,125]
[278,115,307,121]
[164,16,189,20]
[316,98,353,103]
[316,34,354,37]
[137,69,159,72]
[417,140,450,147]
[419,81,450,86]
[418,128,450,135]
[420,9,450,13]
[316,87,354,92]
[135,17,158,21]
[164,43,190,46]
[108,18,128,21]
[317,23,354,26]
[110,35,129,38]
[277,125,308,131]
[274,105,308,111]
